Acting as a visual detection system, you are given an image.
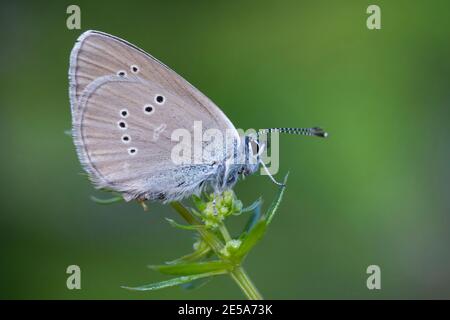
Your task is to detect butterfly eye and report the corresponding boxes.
[143,104,154,114]
[155,95,165,105]
[117,70,127,77]
[130,65,139,73]
[128,147,137,155]
[118,121,127,129]
[227,175,236,184]
[120,109,129,118]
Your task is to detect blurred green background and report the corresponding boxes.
[1,0,449,299]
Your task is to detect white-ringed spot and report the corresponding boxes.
[155,94,165,105]
[117,70,127,77]
[118,120,127,130]
[144,104,155,115]
[130,65,139,73]
[120,109,129,118]
[122,134,131,143]
[128,147,137,155]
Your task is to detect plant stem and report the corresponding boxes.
[218,222,232,242]
[170,201,263,300]
[230,266,263,300]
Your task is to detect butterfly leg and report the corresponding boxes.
[137,198,148,211]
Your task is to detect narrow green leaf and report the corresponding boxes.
[149,260,232,276]
[190,208,204,219]
[122,271,225,291]
[90,195,123,205]
[98,187,120,194]
[242,199,263,233]
[170,202,199,225]
[64,129,72,136]
[265,173,289,225]
[165,245,211,265]
[234,220,268,260]
[241,197,263,214]
[165,218,204,231]
[181,277,212,290]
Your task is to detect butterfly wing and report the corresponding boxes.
[69,30,239,201]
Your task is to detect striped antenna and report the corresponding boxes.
[259,127,328,138]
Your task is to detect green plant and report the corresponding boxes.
[93,174,288,300]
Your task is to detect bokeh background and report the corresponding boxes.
[1,0,449,299]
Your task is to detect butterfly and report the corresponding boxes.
[69,30,327,203]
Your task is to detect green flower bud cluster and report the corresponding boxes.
[220,239,242,257]
[193,191,243,229]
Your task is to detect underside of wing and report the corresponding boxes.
[69,30,241,201]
